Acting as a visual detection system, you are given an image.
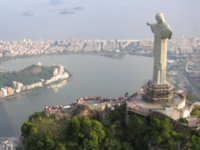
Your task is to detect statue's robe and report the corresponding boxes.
[149,22,172,84]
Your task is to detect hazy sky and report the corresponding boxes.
[0,0,199,40]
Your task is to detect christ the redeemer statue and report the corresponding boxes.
[147,13,173,85]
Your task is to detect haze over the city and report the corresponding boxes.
[0,0,199,40]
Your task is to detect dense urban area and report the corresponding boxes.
[0,36,199,57]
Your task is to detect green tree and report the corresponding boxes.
[126,116,149,150]
[122,142,134,150]
[191,132,200,150]
[101,138,121,150]
[64,117,106,150]
[150,118,180,150]
[43,130,55,150]
[65,116,80,142]
[80,117,92,138]
[56,143,66,150]
[91,120,105,143]
[21,121,38,137]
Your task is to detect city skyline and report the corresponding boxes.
[0,0,200,40]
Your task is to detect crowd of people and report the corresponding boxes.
[77,96,129,105]
[44,105,72,113]
[44,92,140,113]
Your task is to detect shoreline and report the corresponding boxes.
[0,52,189,66]
[4,79,71,100]
[0,65,71,100]
[0,51,154,63]
[3,76,71,100]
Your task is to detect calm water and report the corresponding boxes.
[0,55,153,136]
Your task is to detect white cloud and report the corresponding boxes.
[22,11,37,16]
[59,11,75,15]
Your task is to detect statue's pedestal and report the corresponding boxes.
[143,81,175,104]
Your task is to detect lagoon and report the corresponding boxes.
[0,54,153,136]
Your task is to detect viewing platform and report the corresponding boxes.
[126,86,191,120]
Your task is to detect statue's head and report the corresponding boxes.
[156,13,165,24]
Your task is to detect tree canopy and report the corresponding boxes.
[21,111,200,150]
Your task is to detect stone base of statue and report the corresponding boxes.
[143,80,175,104]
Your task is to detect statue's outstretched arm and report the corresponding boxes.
[147,22,156,33]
